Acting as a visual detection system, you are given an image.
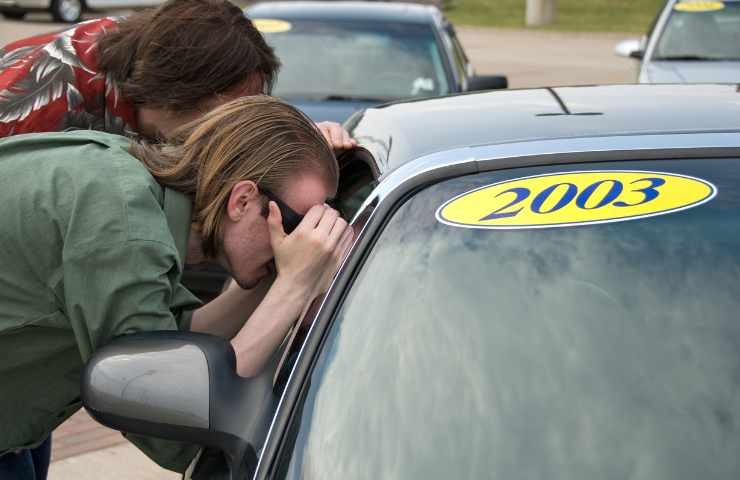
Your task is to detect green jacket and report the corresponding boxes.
[0,130,202,472]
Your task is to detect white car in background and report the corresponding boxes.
[616,0,740,83]
[0,0,161,23]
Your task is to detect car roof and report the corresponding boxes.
[246,1,439,24]
[348,84,740,177]
[664,0,740,9]
[668,0,740,4]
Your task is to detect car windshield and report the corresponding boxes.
[256,19,450,101]
[654,1,740,60]
[275,159,740,480]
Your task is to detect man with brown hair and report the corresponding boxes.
[0,0,355,148]
[0,96,351,477]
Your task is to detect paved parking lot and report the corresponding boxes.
[457,26,638,87]
[1,10,638,480]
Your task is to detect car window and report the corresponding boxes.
[273,158,740,480]
[334,149,378,221]
[654,2,740,60]
[258,20,450,100]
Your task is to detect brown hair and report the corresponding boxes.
[97,0,280,111]
[131,95,338,257]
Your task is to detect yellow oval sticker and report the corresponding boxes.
[436,171,716,229]
[253,19,292,33]
[674,1,725,12]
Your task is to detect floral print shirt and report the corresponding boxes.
[0,18,137,138]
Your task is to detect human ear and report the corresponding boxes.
[226,180,259,221]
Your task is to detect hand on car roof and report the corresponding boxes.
[316,121,358,151]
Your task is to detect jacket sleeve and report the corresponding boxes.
[62,238,198,360]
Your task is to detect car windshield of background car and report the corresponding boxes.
[261,20,450,101]
[274,158,740,480]
[654,2,740,60]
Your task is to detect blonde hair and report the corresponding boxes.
[130,95,338,257]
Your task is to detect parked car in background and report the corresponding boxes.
[83,83,740,480]
[185,1,506,302]
[0,0,161,23]
[246,1,508,123]
[616,0,740,83]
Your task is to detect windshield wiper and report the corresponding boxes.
[322,94,395,103]
[654,55,730,61]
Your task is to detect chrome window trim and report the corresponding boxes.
[364,131,740,214]
[253,130,740,480]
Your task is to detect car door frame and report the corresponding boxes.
[641,0,677,66]
[432,14,468,93]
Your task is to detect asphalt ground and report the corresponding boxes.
[1,11,639,479]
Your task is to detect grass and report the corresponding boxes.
[444,0,666,32]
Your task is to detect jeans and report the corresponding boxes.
[0,437,51,480]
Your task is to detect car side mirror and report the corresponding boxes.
[81,331,258,480]
[468,75,508,91]
[615,38,644,59]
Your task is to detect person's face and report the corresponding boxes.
[219,172,334,289]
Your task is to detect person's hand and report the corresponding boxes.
[267,201,352,298]
[315,121,358,151]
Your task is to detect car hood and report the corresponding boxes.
[287,99,380,124]
[644,61,740,83]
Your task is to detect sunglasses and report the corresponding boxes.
[261,189,304,234]
[261,189,343,235]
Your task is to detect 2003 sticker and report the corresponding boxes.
[674,1,725,12]
[253,19,292,33]
[435,170,717,229]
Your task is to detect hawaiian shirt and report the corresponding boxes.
[0,18,138,138]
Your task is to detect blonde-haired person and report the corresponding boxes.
[0,96,351,476]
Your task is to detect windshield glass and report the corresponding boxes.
[654,1,740,60]
[275,159,740,480]
[256,19,450,101]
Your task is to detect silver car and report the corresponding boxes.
[616,0,740,83]
[0,0,162,23]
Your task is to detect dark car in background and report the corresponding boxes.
[615,0,740,83]
[183,1,508,301]
[246,1,508,122]
[84,84,740,480]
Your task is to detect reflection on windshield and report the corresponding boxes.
[278,159,740,480]
[259,20,450,101]
[655,4,740,60]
